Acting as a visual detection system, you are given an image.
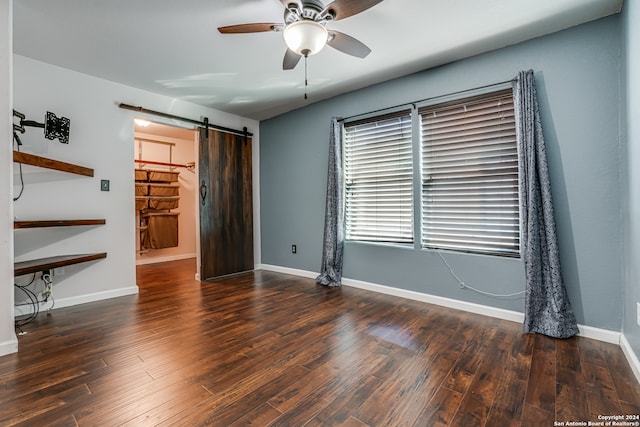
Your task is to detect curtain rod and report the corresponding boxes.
[119,103,253,137]
[339,78,514,123]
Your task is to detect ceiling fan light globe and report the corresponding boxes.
[283,20,328,56]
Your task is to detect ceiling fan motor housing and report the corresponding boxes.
[284,0,333,24]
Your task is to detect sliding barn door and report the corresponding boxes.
[199,128,253,280]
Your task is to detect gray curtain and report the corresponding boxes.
[513,70,579,338]
[316,117,344,287]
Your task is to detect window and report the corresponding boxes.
[420,89,520,256]
[344,111,413,244]
[343,88,520,257]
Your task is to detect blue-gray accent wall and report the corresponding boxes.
[260,15,623,331]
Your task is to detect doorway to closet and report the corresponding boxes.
[133,120,198,275]
[132,118,255,282]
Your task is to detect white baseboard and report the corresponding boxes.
[257,264,621,344]
[14,286,139,317]
[577,324,620,344]
[258,264,317,280]
[55,286,139,309]
[342,276,526,324]
[136,253,196,265]
[0,336,18,357]
[621,334,640,385]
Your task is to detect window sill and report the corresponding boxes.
[345,240,415,250]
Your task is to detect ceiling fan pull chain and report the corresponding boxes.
[304,53,308,100]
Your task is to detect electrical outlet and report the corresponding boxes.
[637,302,640,327]
[291,244,297,254]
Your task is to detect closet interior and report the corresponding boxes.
[133,120,197,265]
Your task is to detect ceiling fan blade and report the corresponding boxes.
[218,23,283,34]
[322,0,384,20]
[283,48,302,70]
[327,31,371,58]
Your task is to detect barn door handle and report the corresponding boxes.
[200,181,207,204]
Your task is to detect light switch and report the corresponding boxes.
[101,179,110,191]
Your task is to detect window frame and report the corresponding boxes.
[343,109,414,246]
[342,86,521,259]
[419,88,521,258]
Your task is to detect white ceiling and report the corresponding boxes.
[13,0,622,121]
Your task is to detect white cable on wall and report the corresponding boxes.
[437,251,525,299]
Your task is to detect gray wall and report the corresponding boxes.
[260,15,623,331]
[623,1,640,353]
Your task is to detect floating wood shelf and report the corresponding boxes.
[13,151,94,177]
[14,219,106,229]
[14,253,108,276]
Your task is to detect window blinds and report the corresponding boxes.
[420,89,520,256]
[344,111,413,244]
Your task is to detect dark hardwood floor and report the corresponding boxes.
[1,258,639,426]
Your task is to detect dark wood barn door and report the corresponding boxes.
[199,128,253,280]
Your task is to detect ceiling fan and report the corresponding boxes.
[218,0,384,70]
